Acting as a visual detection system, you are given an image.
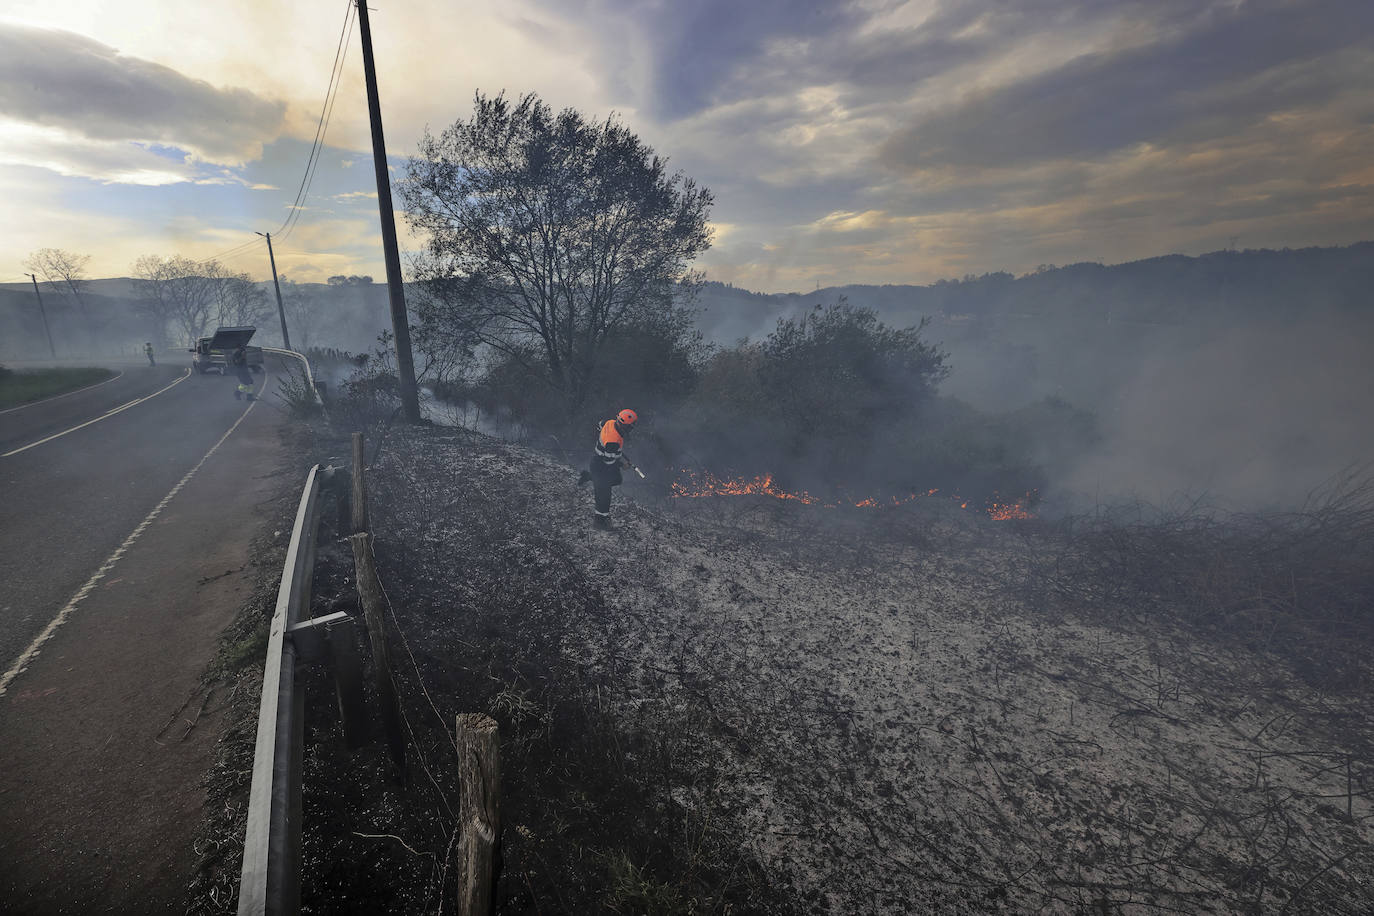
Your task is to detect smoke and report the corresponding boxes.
[1058,313,1374,511]
[690,247,1374,514]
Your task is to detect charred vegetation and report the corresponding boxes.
[261,417,1374,913]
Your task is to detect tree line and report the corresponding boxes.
[14,249,339,351]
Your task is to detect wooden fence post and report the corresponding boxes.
[348,532,406,780]
[329,618,368,749]
[456,713,501,916]
[351,431,368,535]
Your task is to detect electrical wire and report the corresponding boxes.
[201,0,356,264]
[276,0,356,245]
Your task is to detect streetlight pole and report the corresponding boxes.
[28,273,57,359]
[256,232,292,350]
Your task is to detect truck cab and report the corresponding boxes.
[191,326,265,375]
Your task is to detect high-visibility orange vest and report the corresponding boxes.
[595,419,623,464]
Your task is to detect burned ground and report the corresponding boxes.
[241,425,1373,913]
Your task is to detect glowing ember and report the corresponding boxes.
[988,499,1034,521]
[671,470,1035,520]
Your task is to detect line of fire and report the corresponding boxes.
[668,468,1035,520]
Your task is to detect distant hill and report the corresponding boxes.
[691,241,1374,413]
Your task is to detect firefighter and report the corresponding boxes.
[232,346,255,400]
[144,342,155,367]
[578,408,637,528]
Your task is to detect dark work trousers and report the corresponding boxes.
[588,458,623,516]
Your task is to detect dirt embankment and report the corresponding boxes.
[231,425,1374,914]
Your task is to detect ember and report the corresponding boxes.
[670,470,1034,520]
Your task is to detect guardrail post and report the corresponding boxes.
[456,713,501,916]
[329,618,368,750]
[348,532,406,781]
[351,432,368,535]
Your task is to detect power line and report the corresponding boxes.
[202,0,356,265]
[277,0,356,244]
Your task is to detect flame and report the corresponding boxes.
[988,499,1034,521]
[670,470,1035,520]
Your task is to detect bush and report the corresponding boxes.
[676,300,949,492]
[273,366,323,418]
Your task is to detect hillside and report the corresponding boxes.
[692,241,1374,412]
[207,424,1374,914]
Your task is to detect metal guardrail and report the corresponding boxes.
[261,347,320,396]
[238,465,322,916]
[234,436,495,914]
[261,347,327,416]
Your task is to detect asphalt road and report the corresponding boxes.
[0,354,292,913]
[0,360,268,670]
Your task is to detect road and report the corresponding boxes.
[0,355,292,914]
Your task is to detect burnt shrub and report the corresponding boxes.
[677,300,948,487]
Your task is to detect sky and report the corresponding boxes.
[1,0,1372,292]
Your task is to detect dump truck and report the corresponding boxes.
[191,326,265,375]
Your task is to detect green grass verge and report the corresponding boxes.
[0,367,116,409]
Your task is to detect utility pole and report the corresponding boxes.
[355,0,421,423]
[28,274,56,359]
[256,231,292,350]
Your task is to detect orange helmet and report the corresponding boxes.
[617,408,638,427]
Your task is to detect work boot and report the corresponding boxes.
[578,470,591,486]
[592,514,611,530]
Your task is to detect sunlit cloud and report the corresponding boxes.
[0,21,285,167]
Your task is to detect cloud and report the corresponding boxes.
[0,21,285,166]
[879,0,1374,170]
[524,0,863,119]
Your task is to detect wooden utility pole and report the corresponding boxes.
[256,231,292,350]
[28,274,56,358]
[355,0,421,423]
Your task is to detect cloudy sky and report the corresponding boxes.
[2,0,1371,292]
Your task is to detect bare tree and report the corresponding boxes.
[24,248,91,304]
[401,91,714,410]
[130,255,222,346]
[212,269,270,329]
[279,279,327,350]
[24,248,93,338]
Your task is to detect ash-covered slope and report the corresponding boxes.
[348,426,1374,914]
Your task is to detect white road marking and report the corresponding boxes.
[0,376,269,697]
[0,370,126,416]
[1,369,191,457]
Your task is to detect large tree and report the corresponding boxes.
[401,91,714,409]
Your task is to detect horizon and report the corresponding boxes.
[4,237,1369,299]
